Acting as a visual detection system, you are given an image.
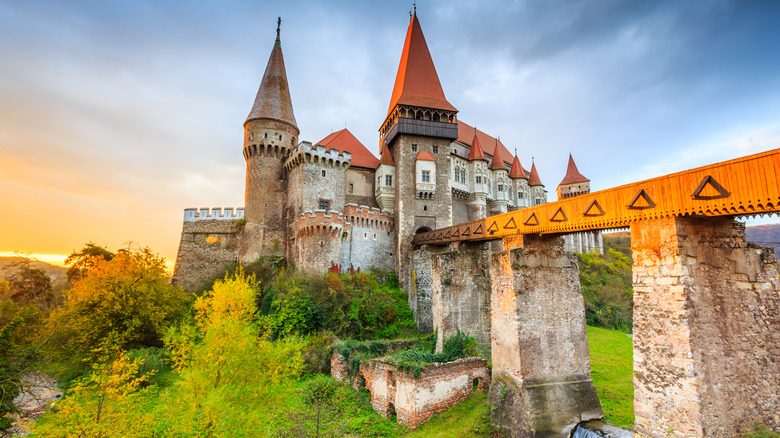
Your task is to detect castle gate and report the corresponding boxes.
[414,149,780,437]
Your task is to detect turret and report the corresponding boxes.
[240,18,299,260]
[528,162,547,206]
[508,154,530,209]
[556,154,590,200]
[376,148,396,212]
[488,140,510,214]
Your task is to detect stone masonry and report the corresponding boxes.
[429,241,493,351]
[332,350,489,429]
[631,216,780,437]
[488,234,603,437]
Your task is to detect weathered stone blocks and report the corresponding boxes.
[631,216,780,437]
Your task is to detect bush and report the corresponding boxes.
[577,249,633,332]
[386,330,478,377]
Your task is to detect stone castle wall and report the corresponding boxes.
[172,211,242,291]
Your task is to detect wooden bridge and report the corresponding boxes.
[413,148,780,245]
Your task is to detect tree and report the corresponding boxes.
[45,247,190,365]
[5,260,53,309]
[64,242,115,284]
[0,317,23,433]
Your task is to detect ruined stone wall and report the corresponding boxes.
[394,358,489,428]
[173,219,241,291]
[430,241,492,351]
[631,216,780,437]
[489,234,602,437]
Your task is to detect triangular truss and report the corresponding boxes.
[628,189,656,210]
[550,207,568,222]
[692,175,731,200]
[583,200,605,217]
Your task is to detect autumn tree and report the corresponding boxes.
[64,242,115,284]
[4,259,53,309]
[45,247,190,366]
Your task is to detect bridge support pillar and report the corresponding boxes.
[429,241,492,351]
[631,216,780,437]
[488,234,603,437]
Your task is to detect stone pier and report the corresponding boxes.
[429,242,492,351]
[631,216,780,437]
[488,234,602,437]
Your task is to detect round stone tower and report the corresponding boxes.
[240,18,299,261]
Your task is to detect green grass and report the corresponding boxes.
[403,391,491,438]
[587,325,634,428]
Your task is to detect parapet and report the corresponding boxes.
[183,207,245,222]
[284,141,353,171]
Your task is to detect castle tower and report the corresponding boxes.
[240,19,300,261]
[556,154,590,200]
[556,154,603,253]
[380,11,459,326]
[508,154,529,210]
[488,141,510,215]
[466,131,489,220]
[528,162,547,206]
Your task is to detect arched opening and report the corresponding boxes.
[387,402,397,420]
[416,226,433,235]
[473,377,480,392]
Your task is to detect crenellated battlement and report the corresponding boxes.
[344,204,393,231]
[183,207,245,222]
[284,141,352,171]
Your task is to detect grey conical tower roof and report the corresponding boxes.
[245,19,298,129]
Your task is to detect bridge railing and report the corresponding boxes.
[413,148,780,246]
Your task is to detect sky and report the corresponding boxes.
[1,0,779,270]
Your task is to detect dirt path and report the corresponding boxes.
[6,373,61,436]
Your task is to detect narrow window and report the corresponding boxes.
[264,133,268,139]
[322,170,326,177]
[421,171,430,182]
[411,144,418,152]
[349,183,354,193]
[385,175,392,186]
[498,184,503,192]
[319,199,330,211]
[518,192,524,199]
[423,205,427,211]
[249,133,253,141]
[432,145,438,154]
[476,176,482,184]
[278,134,282,141]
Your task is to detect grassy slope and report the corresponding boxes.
[403,392,491,437]
[587,326,634,428]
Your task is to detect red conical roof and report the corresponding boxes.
[246,24,298,130]
[558,154,590,187]
[386,14,457,118]
[509,156,527,179]
[467,132,488,161]
[489,143,507,171]
[528,163,543,186]
[378,148,395,167]
[317,129,379,169]
[457,120,513,165]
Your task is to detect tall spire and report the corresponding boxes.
[528,162,543,186]
[558,154,590,187]
[245,17,298,130]
[386,13,457,118]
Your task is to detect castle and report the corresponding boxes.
[172,13,599,292]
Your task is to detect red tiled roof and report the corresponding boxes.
[528,163,543,186]
[509,156,528,179]
[467,131,487,161]
[379,148,395,166]
[558,154,590,187]
[416,151,435,161]
[457,120,514,166]
[386,14,457,118]
[317,129,379,169]
[246,31,297,129]
[490,143,507,171]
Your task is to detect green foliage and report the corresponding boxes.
[587,326,634,427]
[743,425,780,438]
[386,330,478,378]
[0,317,23,432]
[404,392,492,438]
[577,249,633,332]
[64,241,115,284]
[43,247,191,368]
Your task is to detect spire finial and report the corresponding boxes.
[514,148,517,156]
[276,17,281,39]
[414,1,417,14]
